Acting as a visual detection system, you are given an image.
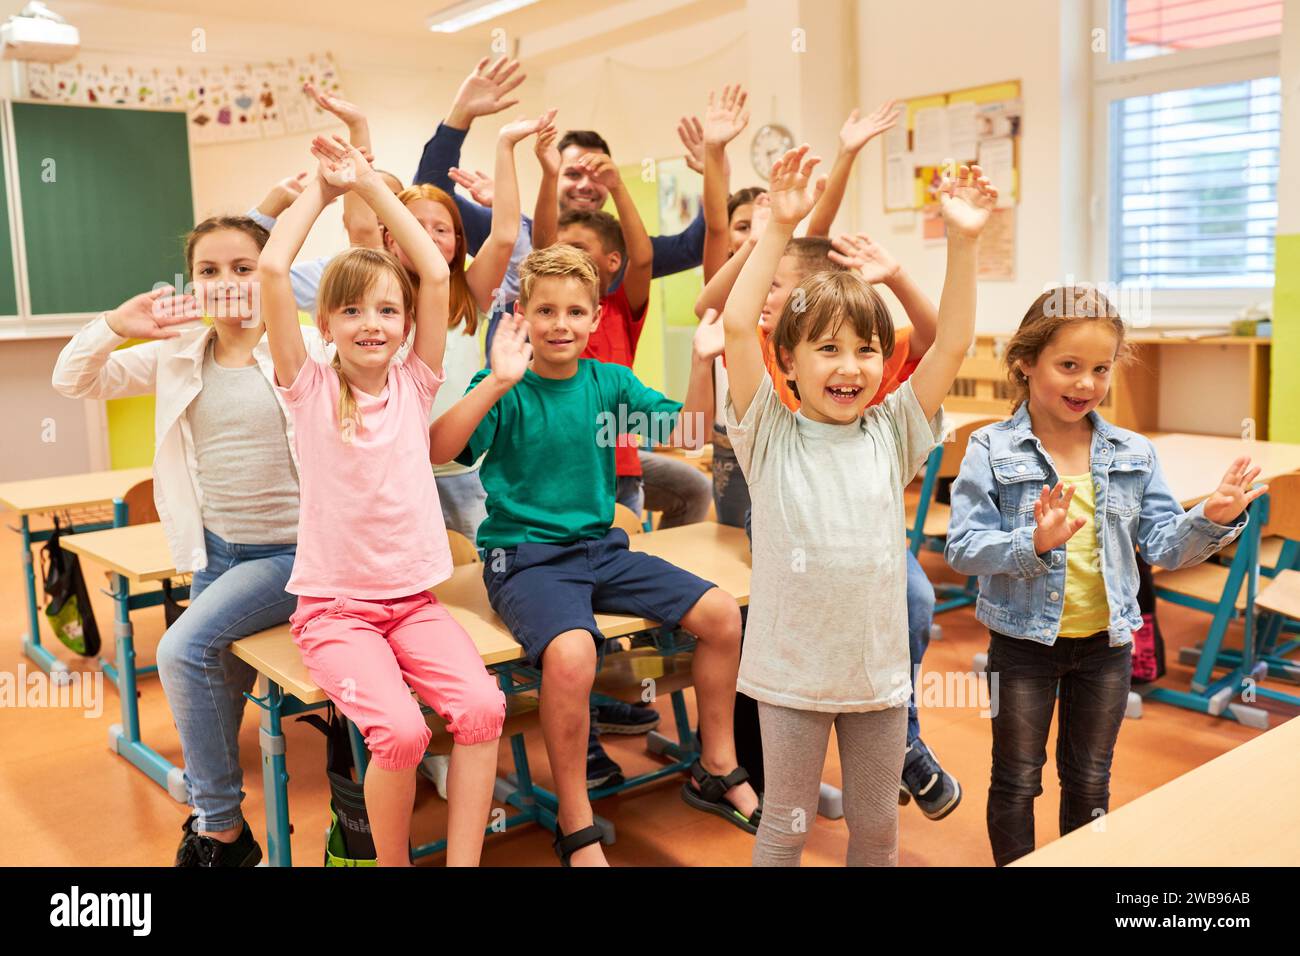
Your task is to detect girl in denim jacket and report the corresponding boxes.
[946,287,1265,865]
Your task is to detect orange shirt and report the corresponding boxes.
[759,324,917,411]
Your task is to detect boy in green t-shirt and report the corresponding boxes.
[429,244,759,866]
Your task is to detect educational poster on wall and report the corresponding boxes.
[977,208,1016,279]
[883,80,1022,213]
[20,54,346,146]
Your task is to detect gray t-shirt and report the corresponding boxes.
[725,374,944,713]
[186,340,300,545]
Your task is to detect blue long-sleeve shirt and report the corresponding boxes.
[413,122,707,289]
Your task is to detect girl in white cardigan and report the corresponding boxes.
[52,216,329,867]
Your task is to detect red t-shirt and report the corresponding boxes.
[582,286,648,477]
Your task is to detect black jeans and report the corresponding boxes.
[985,629,1131,866]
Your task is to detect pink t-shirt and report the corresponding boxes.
[276,352,452,599]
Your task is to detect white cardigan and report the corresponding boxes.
[51,316,331,573]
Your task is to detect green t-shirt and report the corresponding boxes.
[457,359,682,551]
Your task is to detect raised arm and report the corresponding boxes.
[667,308,725,449]
[318,135,452,374]
[581,152,654,315]
[532,122,561,251]
[303,83,387,249]
[806,101,901,237]
[701,85,750,282]
[429,310,530,464]
[906,164,996,420]
[723,146,824,421]
[259,155,347,387]
[465,111,553,311]
[829,232,938,356]
[694,192,767,318]
[51,288,198,399]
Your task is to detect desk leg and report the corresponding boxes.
[257,676,293,867]
[106,571,187,802]
[18,515,70,682]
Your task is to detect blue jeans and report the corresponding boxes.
[436,470,488,544]
[155,529,297,833]
[985,629,1131,866]
[615,476,644,518]
[905,548,935,746]
[710,427,752,530]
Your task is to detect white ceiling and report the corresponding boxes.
[64,0,673,43]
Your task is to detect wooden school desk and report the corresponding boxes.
[1142,434,1300,727]
[1012,714,1300,866]
[232,521,755,866]
[57,521,190,801]
[0,467,152,679]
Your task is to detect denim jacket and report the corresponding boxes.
[945,403,1247,646]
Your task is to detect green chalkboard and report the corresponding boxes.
[0,118,17,316]
[11,102,193,316]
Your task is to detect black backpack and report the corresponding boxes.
[297,705,377,866]
[40,516,101,657]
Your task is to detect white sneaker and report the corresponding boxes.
[418,753,449,800]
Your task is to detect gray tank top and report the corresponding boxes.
[186,339,300,544]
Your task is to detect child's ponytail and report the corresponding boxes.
[331,352,362,443]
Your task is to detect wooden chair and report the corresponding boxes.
[613,502,646,536]
[906,415,997,613]
[446,529,481,566]
[1157,472,1300,707]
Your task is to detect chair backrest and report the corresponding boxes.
[937,417,999,479]
[446,529,481,566]
[1263,472,1300,543]
[122,479,159,526]
[612,503,645,535]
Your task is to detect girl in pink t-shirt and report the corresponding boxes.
[260,134,505,866]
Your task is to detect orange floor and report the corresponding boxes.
[1,506,1293,867]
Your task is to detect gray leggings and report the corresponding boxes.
[753,702,906,867]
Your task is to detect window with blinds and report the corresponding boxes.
[1115,0,1283,61]
[1110,76,1279,288]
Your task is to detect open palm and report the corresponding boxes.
[938,164,997,239]
[455,56,526,120]
[490,312,532,385]
[1032,482,1085,554]
[703,85,749,147]
[767,145,825,226]
[311,134,371,190]
[1203,456,1267,525]
[828,233,899,283]
[303,82,365,127]
[840,100,901,153]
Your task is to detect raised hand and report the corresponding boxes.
[677,115,705,174]
[535,121,561,178]
[576,152,621,190]
[258,171,309,218]
[703,84,750,147]
[310,133,374,194]
[449,167,494,207]
[829,232,900,283]
[104,287,201,340]
[1032,482,1086,555]
[1202,456,1268,525]
[490,311,532,385]
[500,107,558,147]
[767,145,825,226]
[937,163,997,240]
[839,100,901,154]
[303,82,366,129]
[692,307,726,361]
[451,56,526,124]
[748,192,772,242]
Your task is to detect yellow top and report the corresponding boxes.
[1057,472,1110,638]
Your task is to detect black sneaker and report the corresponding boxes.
[185,822,264,867]
[173,813,200,867]
[586,732,625,790]
[593,700,660,735]
[900,738,961,820]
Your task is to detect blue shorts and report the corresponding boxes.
[482,528,715,666]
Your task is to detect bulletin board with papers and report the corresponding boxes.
[882,80,1021,279]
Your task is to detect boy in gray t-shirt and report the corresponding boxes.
[721,145,997,866]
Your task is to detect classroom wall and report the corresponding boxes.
[1270,0,1299,443]
[854,0,1067,335]
[0,339,98,481]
